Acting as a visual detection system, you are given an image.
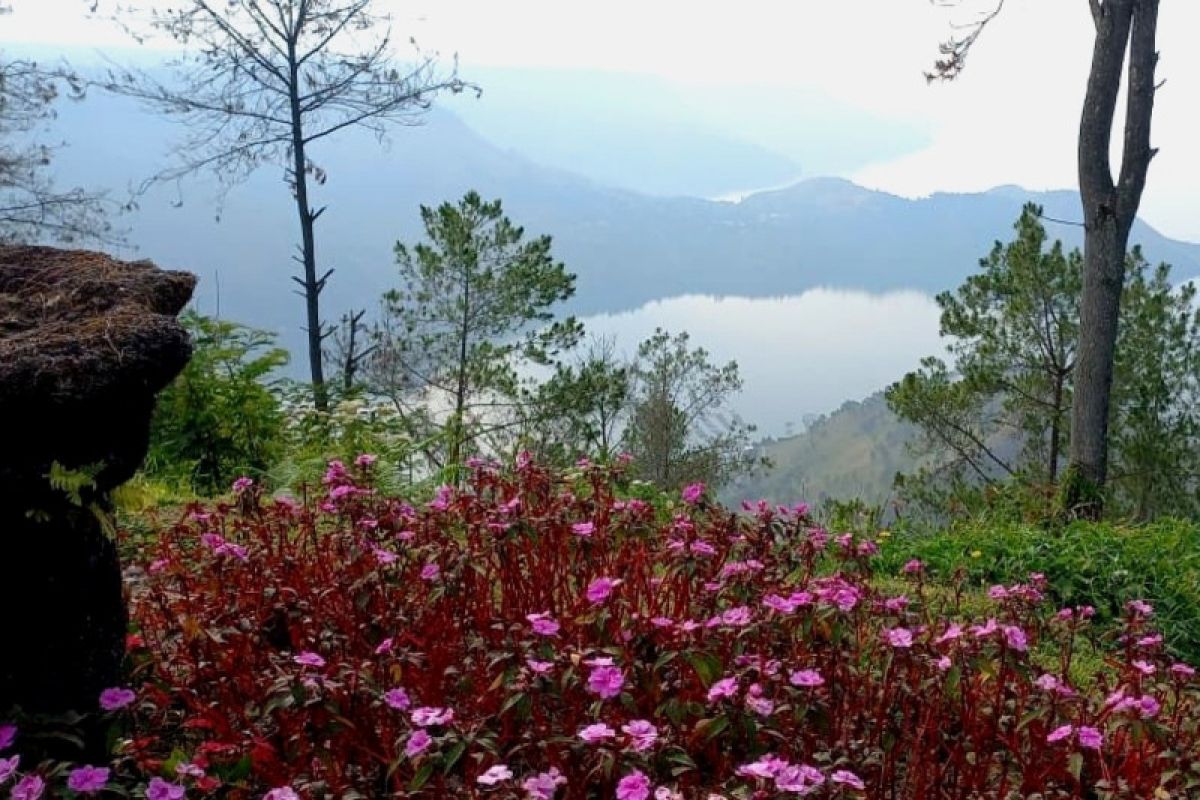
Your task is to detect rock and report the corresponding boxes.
[0,246,194,748]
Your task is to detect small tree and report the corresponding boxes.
[622,328,758,491]
[105,0,468,409]
[0,4,111,243]
[368,191,581,476]
[147,311,288,494]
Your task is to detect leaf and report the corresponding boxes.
[409,761,435,791]
[1068,752,1084,782]
[694,715,730,741]
[686,651,723,687]
[443,739,468,775]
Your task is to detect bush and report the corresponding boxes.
[6,461,1198,798]
[879,518,1200,662]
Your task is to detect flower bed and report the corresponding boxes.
[4,457,1198,798]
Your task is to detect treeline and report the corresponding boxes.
[888,204,1200,522]
[146,193,762,497]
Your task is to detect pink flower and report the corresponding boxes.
[232,476,254,494]
[405,729,433,757]
[762,594,798,614]
[935,655,952,671]
[384,687,411,710]
[420,562,440,581]
[588,665,625,700]
[1034,674,1060,692]
[745,684,774,717]
[707,676,739,702]
[936,624,963,644]
[586,577,620,604]
[1003,625,1029,652]
[264,790,300,800]
[99,687,136,711]
[1078,726,1103,749]
[0,756,18,784]
[622,719,658,752]
[293,651,325,668]
[147,778,186,800]
[355,453,377,467]
[884,627,913,648]
[374,637,395,655]
[578,722,616,743]
[522,767,567,799]
[373,548,398,565]
[775,764,823,793]
[175,763,205,778]
[1047,724,1074,743]
[527,612,560,637]
[411,706,454,726]
[616,770,652,800]
[68,766,110,794]
[1137,695,1161,718]
[681,483,705,504]
[789,669,824,688]
[477,764,513,785]
[831,769,866,790]
[1127,599,1154,617]
[526,658,554,676]
[1170,663,1196,678]
[571,521,595,537]
[1132,659,1156,676]
[11,775,44,800]
[0,725,14,751]
[902,559,924,574]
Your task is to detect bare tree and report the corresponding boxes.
[929,0,1161,517]
[0,5,113,243]
[103,0,469,409]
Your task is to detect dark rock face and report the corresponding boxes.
[0,246,194,734]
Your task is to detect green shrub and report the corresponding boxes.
[878,517,1200,660]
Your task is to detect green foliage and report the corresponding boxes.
[369,191,582,475]
[622,328,761,491]
[147,311,288,494]
[45,461,102,506]
[887,206,1200,521]
[879,517,1200,661]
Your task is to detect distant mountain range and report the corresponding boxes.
[44,90,1200,368]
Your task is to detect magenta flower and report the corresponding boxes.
[374,637,395,655]
[477,764,513,785]
[616,770,652,800]
[775,764,823,793]
[526,658,554,676]
[0,725,14,751]
[175,763,205,778]
[1127,599,1155,617]
[1078,726,1104,749]
[1171,663,1197,678]
[355,453,377,467]
[522,767,567,799]
[936,624,963,644]
[405,729,433,757]
[578,722,616,743]
[373,548,398,565]
[232,476,254,494]
[264,789,301,800]
[293,651,326,668]
[411,706,454,726]
[384,687,411,711]
[146,777,186,800]
[11,774,44,800]
[622,719,658,752]
[935,655,953,671]
[420,562,440,581]
[67,766,110,795]
[902,558,924,574]
[1132,659,1156,676]
[0,755,18,784]
[884,627,913,648]
[789,669,825,688]
[1047,724,1074,743]
[745,684,775,717]
[681,483,705,504]
[527,612,560,637]
[831,769,866,790]
[99,687,136,711]
[586,577,620,604]
[587,664,625,699]
[571,521,595,537]
[707,676,739,702]
[1002,625,1028,652]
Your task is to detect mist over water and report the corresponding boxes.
[579,290,943,437]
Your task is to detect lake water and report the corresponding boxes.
[579,289,943,437]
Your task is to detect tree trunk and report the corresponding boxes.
[1064,0,1158,518]
[288,52,328,411]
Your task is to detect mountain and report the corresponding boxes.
[42,92,1200,368]
[720,392,922,508]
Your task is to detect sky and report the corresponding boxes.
[2,0,1197,240]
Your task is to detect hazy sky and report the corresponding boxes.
[3,0,1197,241]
